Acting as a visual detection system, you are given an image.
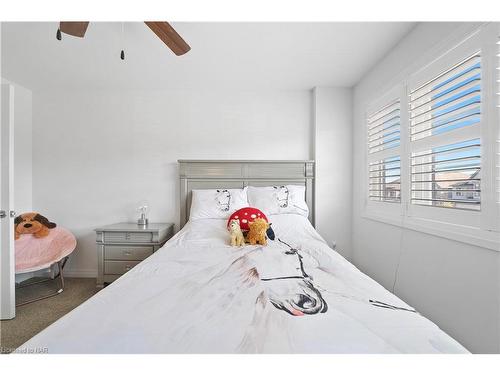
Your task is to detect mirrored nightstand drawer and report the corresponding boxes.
[104,245,154,261]
[103,231,153,243]
[104,260,142,275]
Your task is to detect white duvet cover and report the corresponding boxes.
[19,215,468,353]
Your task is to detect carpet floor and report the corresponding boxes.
[0,277,98,353]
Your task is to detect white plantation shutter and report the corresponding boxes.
[410,139,481,210]
[369,157,401,202]
[368,100,401,154]
[409,53,481,142]
[367,95,402,204]
[409,51,482,211]
[364,25,499,248]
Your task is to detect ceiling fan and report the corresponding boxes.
[57,22,191,57]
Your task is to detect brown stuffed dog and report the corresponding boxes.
[246,218,269,246]
[14,212,57,240]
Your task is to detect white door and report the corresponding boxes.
[1,83,16,320]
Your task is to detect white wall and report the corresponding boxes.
[313,87,352,258]
[13,83,32,214]
[32,89,313,277]
[352,22,499,353]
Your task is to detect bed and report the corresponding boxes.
[18,160,468,354]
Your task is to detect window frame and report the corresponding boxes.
[362,23,500,251]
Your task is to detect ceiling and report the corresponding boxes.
[1,22,415,90]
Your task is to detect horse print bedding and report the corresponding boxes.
[247,185,309,217]
[188,188,248,220]
[19,215,468,353]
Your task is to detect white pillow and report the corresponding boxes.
[189,188,248,220]
[247,185,309,217]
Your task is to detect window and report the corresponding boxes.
[367,100,401,154]
[409,53,481,142]
[364,24,500,250]
[369,156,401,203]
[409,52,482,211]
[366,92,402,206]
[410,139,481,210]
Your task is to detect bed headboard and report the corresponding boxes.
[178,160,315,228]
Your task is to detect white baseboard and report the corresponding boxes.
[64,268,97,278]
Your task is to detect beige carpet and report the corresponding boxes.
[0,277,98,353]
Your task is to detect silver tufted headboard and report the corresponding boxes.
[178,160,315,228]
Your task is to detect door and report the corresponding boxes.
[1,83,15,320]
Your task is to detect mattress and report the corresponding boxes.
[18,214,468,353]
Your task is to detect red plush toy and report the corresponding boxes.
[227,207,275,240]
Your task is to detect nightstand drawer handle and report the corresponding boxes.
[123,251,132,256]
[125,232,131,239]
[125,265,132,271]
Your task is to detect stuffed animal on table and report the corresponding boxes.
[228,219,245,247]
[246,218,269,246]
[227,207,275,242]
[14,212,57,240]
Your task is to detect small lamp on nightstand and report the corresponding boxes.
[137,205,149,227]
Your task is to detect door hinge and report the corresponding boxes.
[0,210,16,219]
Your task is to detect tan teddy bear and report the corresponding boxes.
[247,218,269,246]
[228,219,245,247]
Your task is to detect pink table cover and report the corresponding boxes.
[15,227,77,274]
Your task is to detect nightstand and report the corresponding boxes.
[95,222,174,288]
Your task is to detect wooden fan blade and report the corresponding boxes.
[59,22,89,38]
[144,22,191,56]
